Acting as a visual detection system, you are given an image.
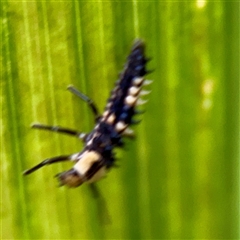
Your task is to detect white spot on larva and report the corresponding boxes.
[102,110,109,118]
[143,80,153,86]
[137,98,148,105]
[106,114,116,124]
[86,132,98,146]
[129,86,140,96]
[70,153,81,161]
[125,95,137,106]
[74,151,101,176]
[110,92,116,99]
[86,139,93,146]
[139,90,151,96]
[79,133,86,140]
[122,127,134,137]
[133,77,144,86]
[106,102,112,109]
[115,121,127,132]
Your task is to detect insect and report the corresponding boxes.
[23,39,152,187]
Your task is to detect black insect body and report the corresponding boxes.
[24,39,152,187]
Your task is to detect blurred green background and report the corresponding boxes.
[2,1,239,239]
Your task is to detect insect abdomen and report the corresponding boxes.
[101,39,151,135]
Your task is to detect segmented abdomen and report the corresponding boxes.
[101,39,151,135]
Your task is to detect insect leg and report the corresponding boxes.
[23,154,74,175]
[67,85,99,121]
[31,123,87,140]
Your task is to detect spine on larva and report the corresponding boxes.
[101,39,151,136]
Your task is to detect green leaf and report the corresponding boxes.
[2,1,239,239]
